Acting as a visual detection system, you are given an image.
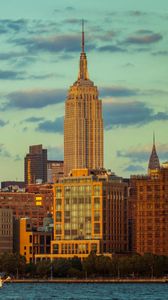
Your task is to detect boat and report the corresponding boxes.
[0,276,11,288]
[0,277,3,288]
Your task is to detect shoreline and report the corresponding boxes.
[6,278,168,284]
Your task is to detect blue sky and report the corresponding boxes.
[0,0,168,181]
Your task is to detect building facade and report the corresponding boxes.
[0,190,53,228]
[19,218,53,263]
[47,160,64,183]
[24,144,47,185]
[129,142,168,256]
[64,25,103,175]
[0,208,13,254]
[35,169,128,260]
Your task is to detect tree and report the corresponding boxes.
[82,251,97,277]
[0,253,26,277]
[36,260,51,278]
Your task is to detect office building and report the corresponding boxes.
[47,160,64,183]
[64,23,103,175]
[35,169,128,260]
[24,144,47,185]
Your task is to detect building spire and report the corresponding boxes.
[148,133,160,175]
[153,131,155,146]
[82,19,85,53]
[78,19,89,81]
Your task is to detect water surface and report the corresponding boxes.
[0,283,167,300]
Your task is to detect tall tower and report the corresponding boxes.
[148,133,160,176]
[64,22,104,175]
[24,144,47,184]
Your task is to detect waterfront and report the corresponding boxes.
[1,283,168,300]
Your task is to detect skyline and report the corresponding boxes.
[0,0,168,181]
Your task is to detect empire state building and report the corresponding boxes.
[64,24,104,175]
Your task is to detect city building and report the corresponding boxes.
[18,217,53,263]
[0,208,13,254]
[0,190,53,228]
[64,22,103,175]
[35,169,128,261]
[129,141,168,256]
[47,160,64,183]
[24,144,47,185]
[1,181,25,192]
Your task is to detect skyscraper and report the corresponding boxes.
[24,144,47,184]
[64,22,104,175]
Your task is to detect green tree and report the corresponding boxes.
[36,260,51,278]
[95,255,112,276]
[82,251,97,277]
[52,258,71,277]
[0,253,26,277]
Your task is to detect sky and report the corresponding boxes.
[0,0,168,181]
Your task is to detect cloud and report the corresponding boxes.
[103,100,168,130]
[13,34,95,54]
[29,73,56,80]
[24,117,44,123]
[123,165,145,172]
[0,144,11,158]
[47,145,63,160]
[65,6,75,11]
[152,50,168,56]
[154,112,168,120]
[4,89,66,110]
[136,30,154,35]
[117,144,168,163]
[64,18,81,24]
[100,86,139,97]
[117,149,149,163]
[0,120,7,127]
[59,53,74,60]
[14,154,22,161]
[0,19,27,34]
[0,68,57,80]
[97,45,125,53]
[125,33,162,45]
[36,116,64,134]
[129,11,146,17]
[0,70,25,80]
[0,52,25,61]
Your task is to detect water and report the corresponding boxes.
[0,283,167,300]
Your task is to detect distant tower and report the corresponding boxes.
[64,21,104,175]
[24,144,47,184]
[148,133,160,176]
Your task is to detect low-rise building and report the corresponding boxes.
[0,189,53,228]
[18,217,53,263]
[0,208,13,254]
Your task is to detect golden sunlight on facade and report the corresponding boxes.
[35,169,128,261]
[64,22,103,175]
[129,141,168,256]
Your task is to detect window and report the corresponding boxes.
[94,223,100,234]
[56,211,62,222]
[56,198,62,210]
[40,235,44,244]
[94,185,100,196]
